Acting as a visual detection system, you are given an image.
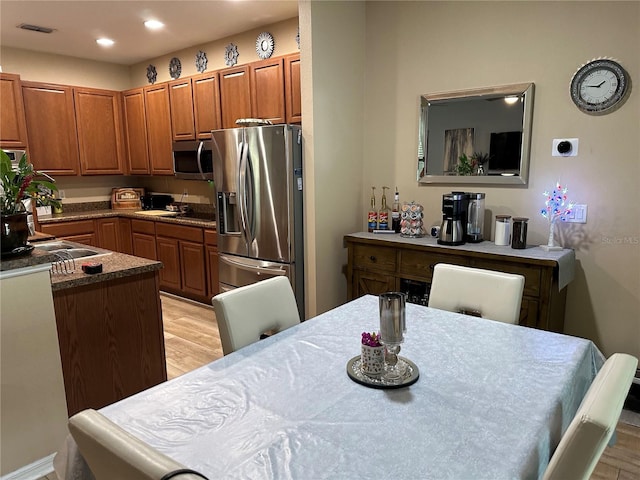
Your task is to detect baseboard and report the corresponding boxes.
[0,454,55,480]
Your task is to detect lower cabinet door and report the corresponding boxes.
[353,270,396,298]
[180,241,206,297]
[156,237,181,291]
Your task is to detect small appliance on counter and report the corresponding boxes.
[111,188,144,210]
[466,192,486,243]
[438,192,469,246]
[141,194,174,211]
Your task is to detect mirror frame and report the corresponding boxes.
[417,82,535,186]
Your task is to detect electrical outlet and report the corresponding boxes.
[566,204,587,223]
[183,189,188,198]
[58,190,66,199]
[552,138,579,157]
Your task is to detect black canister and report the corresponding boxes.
[511,217,528,249]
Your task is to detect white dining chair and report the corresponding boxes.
[428,263,525,324]
[542,353,638,480]
[68,408,208,480]
[211,276,301,355]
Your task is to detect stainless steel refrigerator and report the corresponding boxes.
[211,124,304,317]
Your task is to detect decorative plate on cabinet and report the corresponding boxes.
[169,57,182,79]
[224,43,239,67]
[195,50,208,73]
[255,31,274,59]
[146,64,157,84]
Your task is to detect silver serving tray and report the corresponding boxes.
[346,355,419,389]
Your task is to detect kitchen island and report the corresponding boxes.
[1,242,167,417]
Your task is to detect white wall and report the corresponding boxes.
[359,1,639,358]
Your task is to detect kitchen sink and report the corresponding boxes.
[36,241,111,260]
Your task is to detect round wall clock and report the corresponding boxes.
[225,43,239,67]
[570,58,630,114]
[146,64,157,84]
[169,57,182,79]
[256,31,274,59]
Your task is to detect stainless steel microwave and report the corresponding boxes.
[172,140,213,180]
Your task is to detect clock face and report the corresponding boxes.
[570,59,628,114]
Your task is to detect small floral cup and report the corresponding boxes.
[361,344,384,378]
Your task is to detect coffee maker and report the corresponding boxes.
[438,192,469,246]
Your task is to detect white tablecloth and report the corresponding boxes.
[58,295,603,480]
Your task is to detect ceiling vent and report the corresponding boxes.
[18,23,55,34]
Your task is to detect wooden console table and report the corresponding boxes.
[344,232,575,333]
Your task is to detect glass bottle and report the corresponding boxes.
[511,217,528,249]
[378,186,391,230]
[367,187,377,232]
[392,187,401,233]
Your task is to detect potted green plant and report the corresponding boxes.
[455,153,475,176]
[1,150,60,254]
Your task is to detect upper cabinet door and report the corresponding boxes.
[21,81,80,175]
[168,78,196,141]
[285,54,302,124]
[250,57,285,125]
[192,72,222,139]
[74,87,125,175]
[0,73,28,148]
[144,84,174,175]
[219,66,252,129]
[122,88,150,175]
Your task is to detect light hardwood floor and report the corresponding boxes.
[41,294,639,480]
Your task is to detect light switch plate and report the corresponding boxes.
[566,204,587,223]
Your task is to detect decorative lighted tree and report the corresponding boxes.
[540,182,574,251]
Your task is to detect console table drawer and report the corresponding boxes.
[470,258,541,297]
[352,244,396,272]
[399,250,470,281]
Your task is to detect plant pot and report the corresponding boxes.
[1,212,29,253]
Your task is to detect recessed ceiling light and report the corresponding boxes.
[144,20,164,30]
[96,38,115,47]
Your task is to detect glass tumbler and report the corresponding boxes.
[511,217,529,249]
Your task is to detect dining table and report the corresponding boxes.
[55,294,604,480]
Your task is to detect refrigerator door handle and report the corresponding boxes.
[237,140,250,245]
[219,254,288,277]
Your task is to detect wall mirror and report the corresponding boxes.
[417,83,534,185]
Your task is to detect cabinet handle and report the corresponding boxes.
[369,255,377,263]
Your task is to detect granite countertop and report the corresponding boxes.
[38,209,217,229]
[1,240,162,291]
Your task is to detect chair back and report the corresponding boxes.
[543,353,637,480]
[212,276,301,355]
[68,409,207,480]
[428,263,525,324]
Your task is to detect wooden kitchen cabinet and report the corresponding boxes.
[122,88,151,174]
[144,84,174,175]
[168,78,196,141]
[250,57,286,125]
[74,87,125,175]
[155,223,206,300]
[39,220,97,246]
[118,218,134,255]
[345,234,570,333]
[53,270,166,416]
[0,73,28,148]
[284,53,302,124]
[169,72,222,141]
[131,219,157,260]
[219,65,252,129]
[95,217,120,251]
[193,72,222,139]
[205,229,219,300]
[21,81,80,175]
